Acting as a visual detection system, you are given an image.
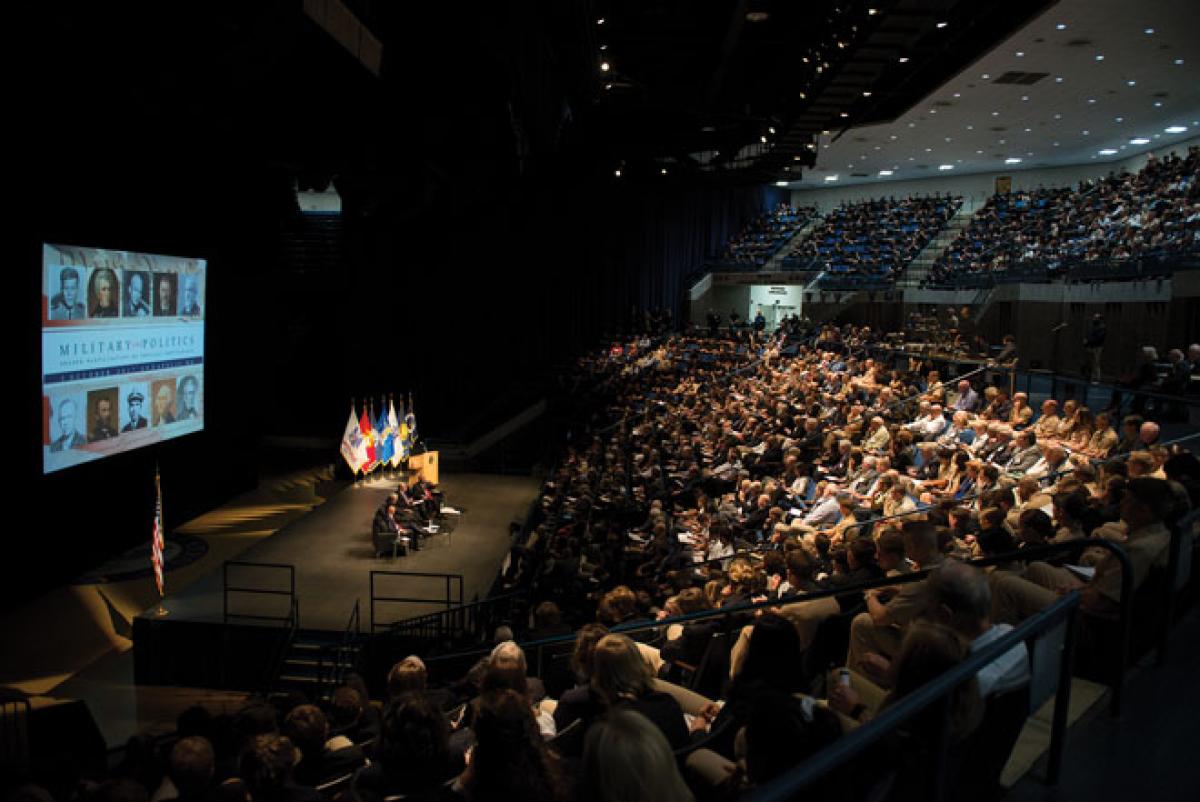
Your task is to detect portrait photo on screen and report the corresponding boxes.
[123,270,152,317]
[179,273,202,317]
[151,379,177,426]
[49,266,87,321]
[88,267,120,318]
[176,375,202,421]
[49,392,87,452]
[120,383,150,433]
[153,272,177,316]
[87,388,119,442]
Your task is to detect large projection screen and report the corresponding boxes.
[42,244,205,474]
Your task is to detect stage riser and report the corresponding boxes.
[132,617,343,690]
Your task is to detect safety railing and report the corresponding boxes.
[747,593,1081,801]
[222,560,296,626]
[368,570,464,632]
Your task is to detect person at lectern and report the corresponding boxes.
[180,275,202,317]
[49,267,86,320]
[50,398,87,451]
[154,273,177,316]
[177,375,200,420]
[124,271,151,317]
[152,382,176,426]
[88,268,119,318]
[89,396,118,441]
[123,391,149,432]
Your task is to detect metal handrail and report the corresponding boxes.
[223,560,296,625]
[747,593,1081,801]
[369,570,465,632]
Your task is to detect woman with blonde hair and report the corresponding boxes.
[580,709,694,802]
[590,634,688,748]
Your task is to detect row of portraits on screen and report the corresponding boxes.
[48,267,202,320]
[49,376,202,452]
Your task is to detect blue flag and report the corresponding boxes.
[376,404,394,467]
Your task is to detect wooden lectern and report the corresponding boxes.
[407,451,439,487]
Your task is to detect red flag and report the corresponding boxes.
[151,468,165,597]
[359,408,377,469]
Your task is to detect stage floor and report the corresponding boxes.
[144,471,539,631]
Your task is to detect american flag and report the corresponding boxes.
[151,467,165,597]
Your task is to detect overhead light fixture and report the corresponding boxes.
[1082,130,1090,135]
[898,57,909,63]
[825,175,839,182]
[600,61,610,72]
[1005,157,1022,164]
[768,126,776,134]
[1095,54,1105,61]
[1087,98,1097,104]
[1021,95,1029,101]
[869,8,878,15]
[760,135,768,143]
[1144,28,1155,34]
[614,169,621,177]
[1130,137,1151,145]
[1056,23,1067,30]
[938,164,954,170]
[1016,51,1025,57]
[1165,125,1188,133]
[1055,76,1064,83]
[660,168,668,175]
[1154,101,1164,107]
[879,169,893,176]
[599,44,607,50]
[1127,80,1137,86]
[1115,117,1124,122]
[775,181,789,187]
[862,91,872,97]
[936,21,948,29]
[1174,59,1185,65]
[953,92,961,98]
[981,73,990,79]
[596,18,605,25]
[840,112,850,118]
[1098,149,1118,155]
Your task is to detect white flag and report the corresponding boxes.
[339,404,368,473]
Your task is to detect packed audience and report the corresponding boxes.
[715,203,816,267]
[11,323,1198,802]
[787,194,961,280]
[930,147,1200,284]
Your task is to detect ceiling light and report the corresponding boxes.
[945,136,952,142]
[661,168,667,174]
[1088,98,1097,104]
[1021,95,1029,101]
[1053,113,1062,119]
[936,21,947,29]
[825,175,839,182]
[596,18,605,25]
[953,93,961,98]
[1115,117,1124,122]
[799,92,807,99]
[966,125,974,130]
[1056,23,1067,30]
[775,181,789,187]
[599,44,607,50]
[898,57,909,63]
[1165,125,1188,133]
[1005,157,1022,164]
[1095,54,1104,61]
[862,91,872,97]
[1175,59,1185,66]
[938,164,954,170]
[1130,137,1150,145]
[991,111,1000,116]
[879,170,893,176]
[1053,142,1060,147]
[981,73,990,79]
[1024,127,1032,132]
[868,8,878,15]
[976,150,984,154]
[1055,77,1064,83]
[1154,101,1163,107]
[1016,51,1025,57]
[614,169,621,177]
[600,61,610,72]
[1082,130,1090,135]
[840,112,850,118]
[1144,28,1155,34]
[929,109,937,114]
[768,126,776,134]
[889,135,898,140]
[1098,149,1118,155]
[760,135,768,143]
[925,147,933,152]
[1127,80,1137,86]
[908,122,916,128]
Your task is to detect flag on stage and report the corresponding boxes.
[360,407,377,471]
[397,400,410,459]
[377,403,394,467]
[387,398,402,468]
[151,467,165,598]
[340,403,368,473]
[406,392,418,444]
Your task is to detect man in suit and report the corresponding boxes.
[1003,429,1041,474]
[373,500,416,553]
[49,267,86,320]
[180,275,202,317]
[952,379,980,413]
[124,272,151,317]
[122,391,149,432]
[89,397,118,441]
[50,398,86,451]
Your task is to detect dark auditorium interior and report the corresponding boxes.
[6,1,1200,801]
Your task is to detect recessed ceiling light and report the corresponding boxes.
[991,111,1000,116]
[929,109,937,114]
[596,18,605,25]
[879,170,893,175]
[1165,125,1188,133]
[1127,80,1137,86]
[1154,101,1163,107]
[1024,127,1032,133]
[1098,149,1118,155]
[1055,76,1064,83]
[1056,23,1067,31]
[614,169,621,177]
[745,11,770,22]
[925,147,933,152]
[768,127,776,134]
[976,150,984,154]
[1115,117,1124,123]
[874,145,881,150]
[981,73,990,80]
[775,181,789,187]
[1175,59,1185,66]
[1053,113,1062,120]
[1005,157,1022,164]
[760,136,767,143]
[1021,95,1029,101]
[1095,55,1105,61]
[889,135,898,140]
[966,125,974,130]
[953,93,961,98]
[600,61,610,72]
[1016,51,1025,57]
[936,21,947,29]
[938,164,954,170]
[660,168,667,174]
[908,122,916,128]
[604,83,612,90]
[840,112,849,118]
[599,44,607,50]
[825,175,839,182]
[862,91,872,97]
[999,139,1007,144]
[1053,142,1060,147]
[945,136,952,142]
[899,57,909,63]
[1082,130,1090,135]
[869,8,878,15]
[1130,137,1150,145]
[1144,28,1155,34]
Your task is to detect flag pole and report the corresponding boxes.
[153,462,168,617]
